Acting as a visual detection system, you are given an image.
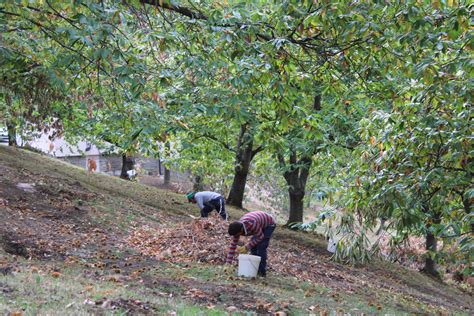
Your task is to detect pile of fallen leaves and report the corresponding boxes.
[128,216,410,293]
[125,216,344,285]
[126,216,236,264]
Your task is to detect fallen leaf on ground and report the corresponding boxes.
[226,306,238,312]
[51,271,61,278]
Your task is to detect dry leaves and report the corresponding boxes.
[126,217,232,265]
[51,271,61,278]
[126,216,343,285]
[184,288,206,299]
[125,216,383,293]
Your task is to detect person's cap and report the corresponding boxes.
[186,192,195,201]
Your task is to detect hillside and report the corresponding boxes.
[0,146,472,315]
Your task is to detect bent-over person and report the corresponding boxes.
[186,191,227,220]
[226,211,276,277]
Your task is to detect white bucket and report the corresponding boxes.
[238,254,261,277]
[327,237,338,253]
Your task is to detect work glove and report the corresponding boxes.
[237,245,248,254]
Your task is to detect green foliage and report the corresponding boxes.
[1,0,471,271]
[337,0,472,271]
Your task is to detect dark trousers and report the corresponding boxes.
[250,224,276,276]
[200,197,227,220]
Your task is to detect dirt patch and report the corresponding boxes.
[142,274,289,314]
[94,298,154,315]
[1,233,29,257]
[0,282,15,295]
[0,153,170,285]
[0,159,118,262]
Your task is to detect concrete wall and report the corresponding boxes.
[136,157,161,176]
[21,129,194,190]
[23,132,103,158]
[58,154,192,188]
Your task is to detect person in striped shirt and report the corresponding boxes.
[186,191,228,220]
[226,211,276,277]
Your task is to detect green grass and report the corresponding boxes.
[0,264,227,316]
[144,261,441,315]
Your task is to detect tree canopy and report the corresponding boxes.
[1,0,472,276]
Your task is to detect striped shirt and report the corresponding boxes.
[226,211,276,263]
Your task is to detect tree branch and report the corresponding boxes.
[139,0,207,20]
[138,0,358,52]
[193,132,234,153]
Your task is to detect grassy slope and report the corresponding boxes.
[0,146,471,315]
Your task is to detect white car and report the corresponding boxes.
[0,127,8,144]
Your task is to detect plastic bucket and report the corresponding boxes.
[238,254,261,277]
[327,237,338,253]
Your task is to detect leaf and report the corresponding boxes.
[51,271,61,278]
[370,136,376,146]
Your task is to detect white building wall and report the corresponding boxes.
[24,132,101,158]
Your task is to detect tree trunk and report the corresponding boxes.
[163,142,171,185]
[423,209,441,276]
[279,153,312,226]
[227,124,261,208]
[424,229,438,276]
[193,175,203,191]
[5,96,17,147]
[305,188,313,208]
[6,122,17,147]
[163,167,170,185]
[462,195,473,232]
[227,169,249,208]
[120,154,135,180]
[287,188,305,224]
[227,141,253,208]
[281,90,320,225]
